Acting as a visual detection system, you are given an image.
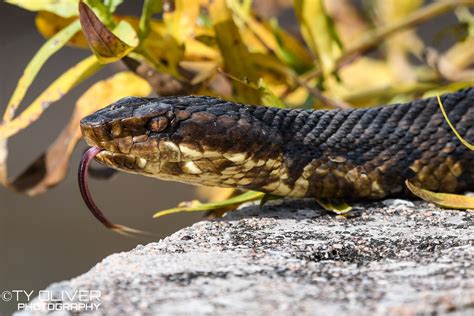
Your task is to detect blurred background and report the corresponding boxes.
[0,0,466,314]
[0,2,201,314]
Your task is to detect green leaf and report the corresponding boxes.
[2,20,81,123]
[103,0,124,13]
[220,73,286,108]
[258,79,287,108]
[406,180,474,210]
[139,0,163,39]
[5,0,79,18]
[315,198,353,214]
[153,191,265,218]
[6,0,122,21]
[79,2,138,63]
[84,0,114,26]
[114,20,140,48]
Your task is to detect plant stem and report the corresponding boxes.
[304,0,474,81]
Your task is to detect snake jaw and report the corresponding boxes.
[79,96,285,191]
[93,150,154,175]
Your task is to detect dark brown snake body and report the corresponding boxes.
[80,88,474,202]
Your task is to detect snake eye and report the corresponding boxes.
[149,116,169,132]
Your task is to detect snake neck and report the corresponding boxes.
[262,89,474,199]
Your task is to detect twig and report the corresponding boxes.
[304,0,474,82]
[341,81,474,105]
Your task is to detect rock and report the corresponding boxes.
[15,200,473,315]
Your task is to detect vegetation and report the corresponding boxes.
[1,0,473,224]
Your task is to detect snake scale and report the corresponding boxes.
[80,88,473,203]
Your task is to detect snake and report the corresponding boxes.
[79,88,474,229]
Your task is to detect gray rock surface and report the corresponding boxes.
[16,199,473,315]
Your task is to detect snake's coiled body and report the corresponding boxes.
[81,88,474,200]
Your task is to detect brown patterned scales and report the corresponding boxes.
[80,88,474,201]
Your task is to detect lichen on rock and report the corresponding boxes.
[17,199,473,315]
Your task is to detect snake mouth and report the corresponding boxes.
[94,149,151,174]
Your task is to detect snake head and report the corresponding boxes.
[80,96,282,188]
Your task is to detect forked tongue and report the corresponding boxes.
[78,147,151,237]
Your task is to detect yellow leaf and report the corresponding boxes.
[209,0,261,104]
[114,20,139,48]
[8,72,151,196]
[374,0,424,81]
[0,55,102,187]
[257,79,287,108]
[184,38,220,60]
[269,19,314,73]
[294,0,343,75]
[323,0,368,47]
[228,0,312,73]
[179,60,218,85]
[35,12,89,48]
[436,37,474,81]
[221,73,286,108]
[406,180,474,210]
[326,57,396,106]
[35,13,143,50]
[140,31,185,77]
[374,0,424,24]
[422,81,474,98]
[0,56,102,140]
[153,191,265,218]
[0,141,7,185]
[76,71,151,117]
[2,19,81,123]
[6,0,79,18]
[163,0,200,43]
